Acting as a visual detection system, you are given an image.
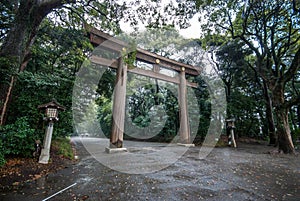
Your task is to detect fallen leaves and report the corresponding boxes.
[0,154,73,189]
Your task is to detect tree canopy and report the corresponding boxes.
[199,0,300,153]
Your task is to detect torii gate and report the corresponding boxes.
[87,27,201,151]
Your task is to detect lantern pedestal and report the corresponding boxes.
[39,121,54,164]
[38,99,65,164]
[226,118,236,148]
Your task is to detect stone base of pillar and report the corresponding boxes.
[109,140,123,149]
[38,148,50,164]
[177,143,195,147]
[105,147,128,154]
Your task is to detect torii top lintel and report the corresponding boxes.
[87,27,201,76]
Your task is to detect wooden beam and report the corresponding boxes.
[136,49,200,76]
[87,28,202,76]
[128,67,179,85]
[90,55,118,68]
[90,56,198,88]
[90,34,124,53]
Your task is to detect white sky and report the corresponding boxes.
[120,13,201,39]
[119,1,203,39]
[177,13,202,39]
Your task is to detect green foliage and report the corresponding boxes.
[126,81,178,141]
[0,0,15,41]
[0,117,36,157]
[95,69,115,137]
[133,26,188,57]
[13,20,94,139]
[201,0,300,143]
[97,95,113,137]
[193,77,211,140]
[51,137,74,159]
[6,71,74,138]
[121,40,137,69]
[27,19,93,75]
[0,138,5,167]
[0,153,5,167]
[291,128,300,145]
[0,56,19,85]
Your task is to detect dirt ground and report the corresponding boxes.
[0,145,74,190]
[0,138,299,201]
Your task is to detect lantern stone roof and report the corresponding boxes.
[38,99,66,111]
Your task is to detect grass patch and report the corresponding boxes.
[51,137,74,159]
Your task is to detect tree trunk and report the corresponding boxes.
[273,84,295,154]
[263,81,277,145]
[297,104,300,128]
[275,107,295,153]
[0,76,16,125]
[225,82,232,116]
[0,2,35,125]
[0,0,65,125]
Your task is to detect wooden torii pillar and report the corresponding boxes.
[109,58,127,149]
[178,67,191,144]
[87,26,200,152]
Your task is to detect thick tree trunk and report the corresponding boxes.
[0,1,36,125]
[275,107,295,154]
[263,81,277,145]
[273,84,295,154]
[0,0,65,125]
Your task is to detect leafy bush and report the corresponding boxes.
[51,137,74,159]
[291,128,300,145]
[0,138,5,166]
[4,71,74,140]
[0,153,5,167]
[1,117,37,158]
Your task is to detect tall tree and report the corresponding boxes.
[211,40,265,137]
[200,0,300,153]
[0,0,113,125]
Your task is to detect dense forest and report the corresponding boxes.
[0,0,299,165]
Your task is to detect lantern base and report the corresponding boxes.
[38,148,50,164]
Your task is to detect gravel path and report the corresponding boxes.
[1,137,299,201]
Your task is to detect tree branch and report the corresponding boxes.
[285,94,300,109]
[283,47,300,83]
[37,0,75,7]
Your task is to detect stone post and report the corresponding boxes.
[39,121,54,164]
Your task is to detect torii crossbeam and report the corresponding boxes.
[86,26,201,151]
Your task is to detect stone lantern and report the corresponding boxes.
[226,118,236,148]
[38,99,65,164]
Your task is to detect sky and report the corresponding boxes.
[119,1,202,39]
[120,13,201,39]
[177,13,202,39]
